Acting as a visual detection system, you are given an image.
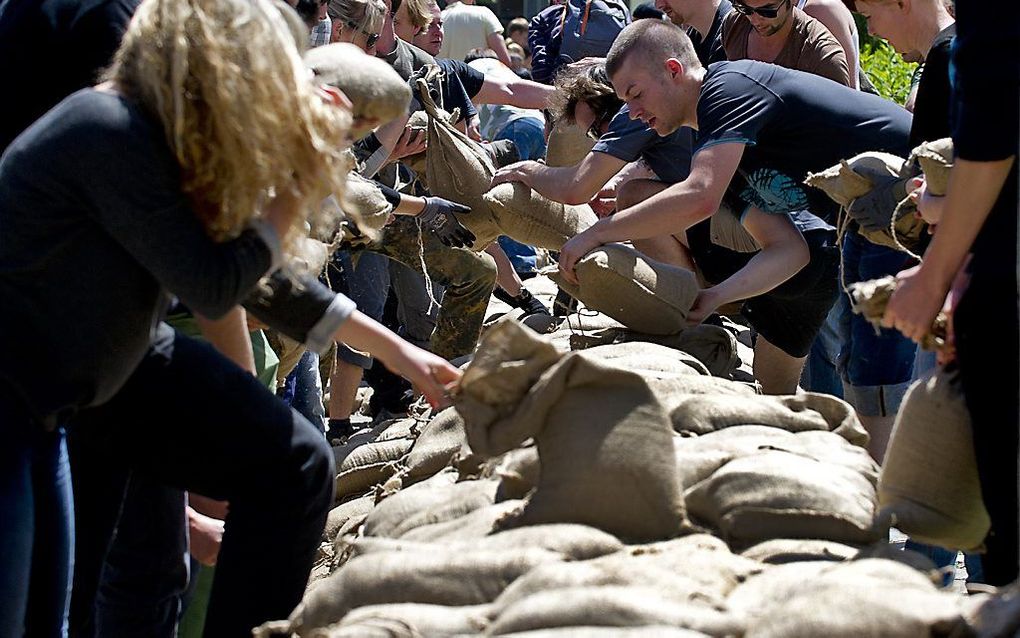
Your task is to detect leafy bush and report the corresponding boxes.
[860,37,919,105]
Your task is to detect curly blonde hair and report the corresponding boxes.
[107,0,356,244]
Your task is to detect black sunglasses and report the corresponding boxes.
[346,20,380,48]
[732,0,789,18]
[586,110,612,140]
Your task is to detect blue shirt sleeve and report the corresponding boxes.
[694,65,777,153]
[591,105,660,163]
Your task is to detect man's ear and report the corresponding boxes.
[665,57,684,80]
[317,84,354,110]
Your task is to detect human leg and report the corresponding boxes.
[86,328,333,636]
[752,337,808,395]
[618,179,698,271]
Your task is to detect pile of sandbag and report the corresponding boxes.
[256,317,983,638]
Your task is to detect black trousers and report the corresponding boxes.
[68,325,334,637]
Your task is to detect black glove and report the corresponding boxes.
[419,196,475,248]
[847,175,912,232]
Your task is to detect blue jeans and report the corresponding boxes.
[495,116,546,161]
[904,539,985,586]
[799,294,846,397]
[1,386,73,638]
[280,350,325,432]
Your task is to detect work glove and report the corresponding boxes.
[847,175,913,232]
[419,197,476,248]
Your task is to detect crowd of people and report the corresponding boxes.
[0,0,1015,635]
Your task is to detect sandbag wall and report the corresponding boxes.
[257,317,984,638]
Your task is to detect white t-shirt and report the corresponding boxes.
[439,2,503,62]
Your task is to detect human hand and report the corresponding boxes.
[557,229,604,286]
[881,263,951,343]
[466,117,482,142]
[187,507,224,567]
[909,177,946,228]
[490,160,539,187]
[380,342,461,409]
[589,185,616,218]
[388,126,426,162]
[686,288,721,326]
[419,197,476,248]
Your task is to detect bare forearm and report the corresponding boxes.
[332,310,407,366]
[919,157,1015,286]
[195,307,256,374]
[710,240,809,305]
[591,183,716,244]
[503,80,555,110]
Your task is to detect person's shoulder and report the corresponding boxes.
[792,7,840,46]
[404,40,437,65]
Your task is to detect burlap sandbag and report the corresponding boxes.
[730,559,966,638]
[740,538,859,564]
[418,78,502,248]
[878,367,990,551]
[672,426,799,490]
[361,473,490,538]
[334,439,414,500]
[847,276,947,352]
[710,205,760,253]
[665,391,870,447]
[382,479,499,539]
[483,182,598,251]
[483,445,541,500]
[343,172,394,237]
[304,43,411,139]
[579,341,710,377]
[544,121,596,167]
[324,495,376,542]
[909,137,953,196]
[488,586,742,636]
[566,324,740,378]
[310,603,489,637]
[685,449,879,547]
[399,499,525,542]
[402,407,468,481]
[352,523,622,561]
[550,243,700,335]
[490,560,724,617]
[279,547,560,636]
[491,628,714,637]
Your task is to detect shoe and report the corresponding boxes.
[493,287,551,316]
[326,418,356,442]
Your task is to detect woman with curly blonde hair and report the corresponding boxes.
[0,0,459,634]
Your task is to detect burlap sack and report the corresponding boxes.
[489,560,723,617]
[602,539,764,598]
[909,137,953,196]
[685,449,879,547]
[483,182,598,251]
[544,121,596,167]
[352,523,621,561]
[281,547,560,635]
[324,495,376,542]
[399,500,526,542]
[580,341,709,377]
[361,472,484,538]
[804,151,906,208]
[740,538,859,564]
[878,367,990,551]
[710,205,760,253]
[304,43,411,139]
[334,439,414,500]
[402,407,468,481]
[483,445,541,500]
[310,603,489,638]
[672,426,799,490]
[488,586,742,636]
[382,479,499,539]
[343,172,394,237]
[564,324,740,378]
[665,392,870,447]
[418,78,502,247]
[730,559,965,638]
[488,628,716,637]
[455,319,564,457]
[549,243,700,335]
[847,276,947,352]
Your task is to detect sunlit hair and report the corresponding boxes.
[401,0,433,33]
[548,58,623,124]
[606,19,701,81]
[106,0,356,244]
[329,0,385,36]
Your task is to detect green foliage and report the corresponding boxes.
[860,37,919,105]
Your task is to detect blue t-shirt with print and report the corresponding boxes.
[694,60,912,222]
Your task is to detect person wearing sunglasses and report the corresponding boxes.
[328,0,384,53]
[721,0,850,85]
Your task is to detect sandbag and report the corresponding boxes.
[282,547,560,635]
[909,137,953,196]
[580,341,709,377]
[740,538,859,564]
[418,77,502,247]
[334,438,414,500]
[665,392,869,447]
[709,205,760,253]
[343,172,393,237]
[352,523,622,561]
[730,559,965,638]
[544,121,595,167]
[402,407,468,481]
[304,43,411,138]
[564,324,740,378]
[847,276,947,352]
[685,449,879,547]
[381,479,499,539]
[483,182,598,251]
[878,367,990,551]
[483,445,541,500]
[399,499,525,542]
[309,603,489,637]
[488,586,741,636]
[324,495,376,542]
[361,471,479,538]
[492,628,713,638]
[550,243,700,335]
[672,426,799,490]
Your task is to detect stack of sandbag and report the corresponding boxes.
[549,242,700,335]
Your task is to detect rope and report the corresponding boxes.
[415,217,440,314]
